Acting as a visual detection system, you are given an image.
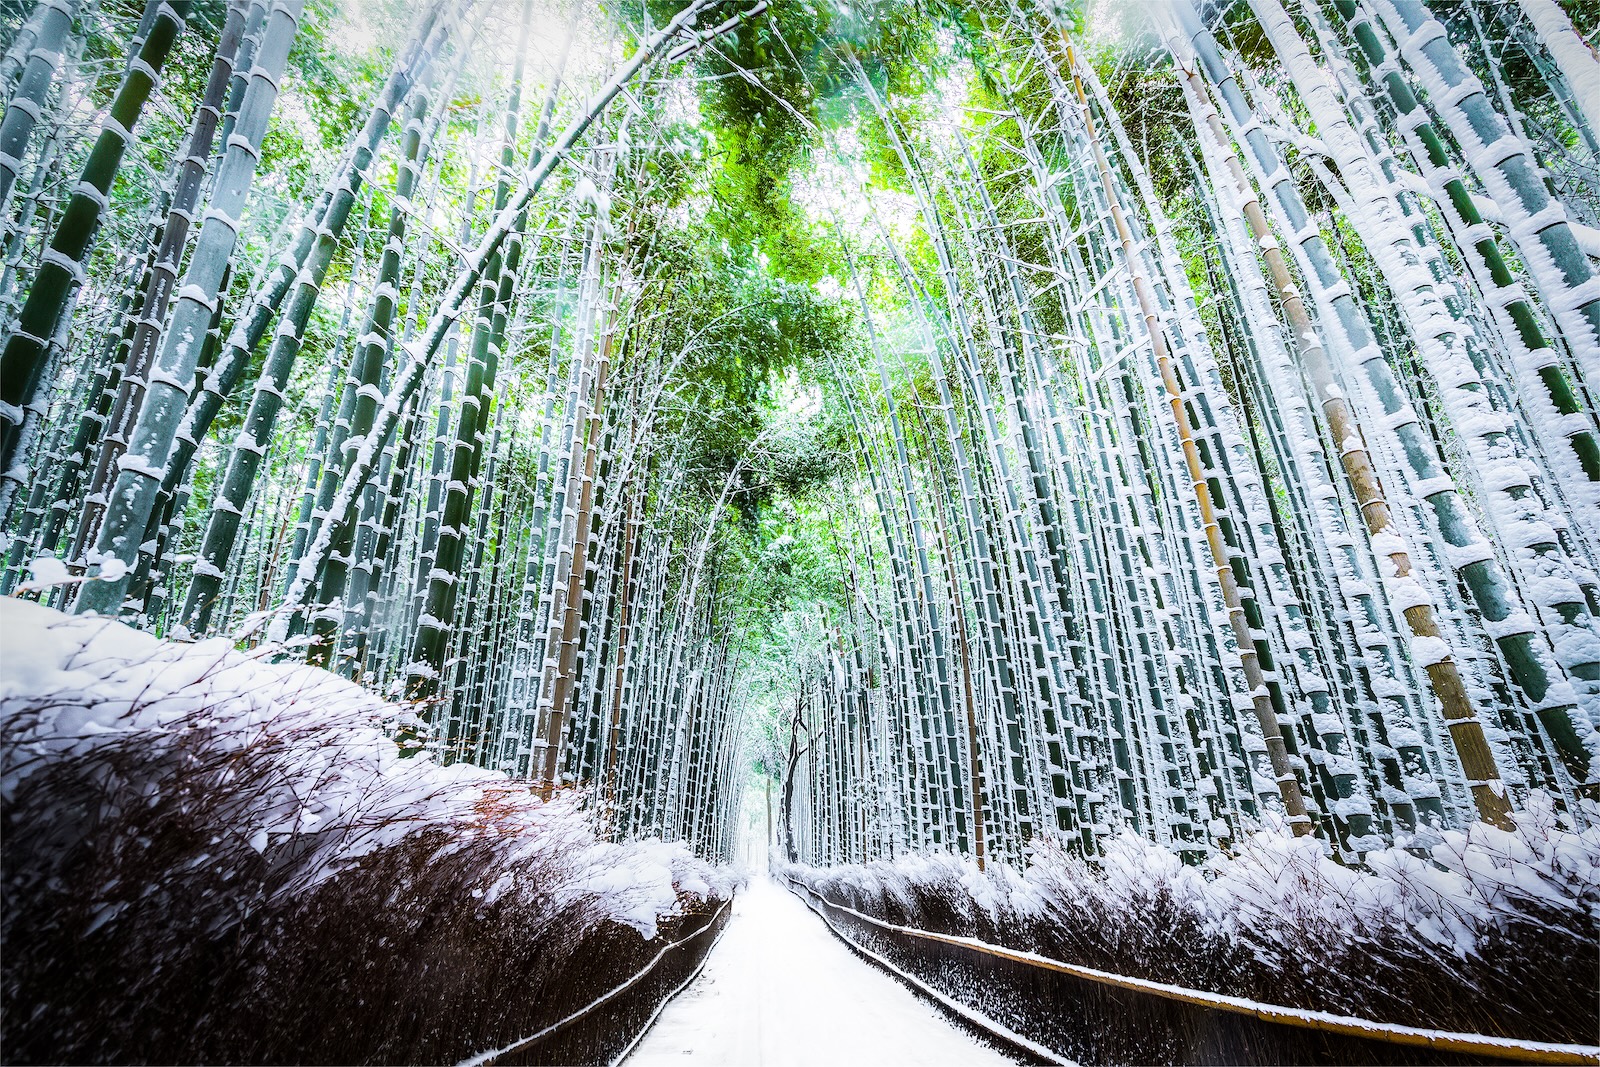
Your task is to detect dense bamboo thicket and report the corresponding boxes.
[760,0,1600,869]
[1,0,806,865]
[2,0,1597,885]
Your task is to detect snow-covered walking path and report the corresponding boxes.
[625,876,1018,1067]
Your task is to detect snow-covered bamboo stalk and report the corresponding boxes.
[1515,0,1599,137]
[163,3,453,503]
[1251,0,1600,708]
[1367,0,1600,366]
[70,0,248,564]
[0,0,82,218]
[0,0,187,477]
[1055,24,1314,834]
[1172,33,1511,827]
[1175,0,1598,803]
[271,0,761,644]
[75,0,303,618]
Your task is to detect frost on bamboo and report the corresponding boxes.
[2,0,1597,897]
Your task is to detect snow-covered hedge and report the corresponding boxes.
[782,810,1599,1045]
[1,600,736,1064]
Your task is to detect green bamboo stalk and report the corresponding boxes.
[0,0,188,477]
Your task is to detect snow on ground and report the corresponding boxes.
[626,875,1018,1067]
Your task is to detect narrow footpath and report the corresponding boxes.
[626,876,1018,1067]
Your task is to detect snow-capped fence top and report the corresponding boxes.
[0,598,733,935]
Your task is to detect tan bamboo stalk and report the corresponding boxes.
[1171,45,1513,829]
[539,319,614,798]
[933,482,986,871]
[605,483,639,816]
[1055,28,1312,834]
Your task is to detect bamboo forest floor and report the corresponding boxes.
[625,875,1019,1067]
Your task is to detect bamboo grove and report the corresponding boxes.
[765,0,1600,869]
[0,0,793,863]
[2,0,1598,875]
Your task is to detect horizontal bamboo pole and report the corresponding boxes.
[784,879,1599,1066]
[458,896,732,1067]
[792,884,1071,1066]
